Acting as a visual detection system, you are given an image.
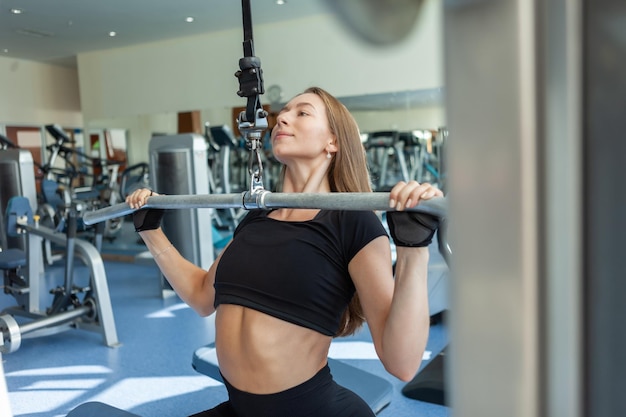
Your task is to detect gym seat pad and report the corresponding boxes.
[66,402,141,417]
[0,248,27,269]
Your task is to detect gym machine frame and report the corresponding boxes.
[1,200,119,353]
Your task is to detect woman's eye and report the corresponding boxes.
[298,111,309,116]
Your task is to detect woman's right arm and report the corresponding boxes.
[126,188,222,316]
[138,229,222,316]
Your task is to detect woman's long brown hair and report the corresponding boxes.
[281,86,374,337]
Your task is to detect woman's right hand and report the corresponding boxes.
[125,188,158,209]
[125,188,164,232]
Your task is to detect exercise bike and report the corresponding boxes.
[40,124,125,241]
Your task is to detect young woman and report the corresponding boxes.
[126,87,443,417]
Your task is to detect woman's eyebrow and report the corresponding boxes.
[278,102,317,114]
[293,102,317,112]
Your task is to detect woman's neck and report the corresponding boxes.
[281,160,331,193]
[282,178,330,194]
[272,162,331,221]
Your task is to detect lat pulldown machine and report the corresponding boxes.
[67,1,448,415]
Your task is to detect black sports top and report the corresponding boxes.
[213,209,388,336]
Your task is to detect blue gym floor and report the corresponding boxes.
[2,220,450,417]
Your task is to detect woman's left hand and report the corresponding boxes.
[386,181,443,248]
[388,180,443,211]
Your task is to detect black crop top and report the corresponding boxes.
[214,209,388,336]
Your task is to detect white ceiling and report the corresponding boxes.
[0,0,442,110]
[0,0,330,67]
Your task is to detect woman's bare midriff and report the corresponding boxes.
[215,304,332,394]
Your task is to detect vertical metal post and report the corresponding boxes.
[541,1,583,416]
[72,238,119,348]
[444,0,554,415]
[445,0,588,416]
[26,233,45,314]
[583,0,626,416]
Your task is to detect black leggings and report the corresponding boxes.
[190,364,375,417]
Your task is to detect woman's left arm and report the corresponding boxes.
[349,181,443,381]
[350,240,430,381]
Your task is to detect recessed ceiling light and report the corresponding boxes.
[276,0,286,5]
[109,31,117,37]
[10,8,23,14]
[186,17,194,23]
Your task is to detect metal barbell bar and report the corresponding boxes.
[82,191,447,226]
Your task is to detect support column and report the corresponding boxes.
[443,0,583,416]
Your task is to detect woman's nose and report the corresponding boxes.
[276,112,289,125]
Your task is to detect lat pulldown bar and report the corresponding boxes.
[82,192,447,226]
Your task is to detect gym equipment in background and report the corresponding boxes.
[148,134,215,296]
[42,124,125,240]
[0,150,118,353]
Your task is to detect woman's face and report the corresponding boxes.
[270,93,334,165]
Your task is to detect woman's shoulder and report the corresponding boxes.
[320,210,385,232]
[323,209,382,221]
[321,210,387,260]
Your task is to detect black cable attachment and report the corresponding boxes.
[235,0,267,126]
[235,56,265,124]
[236,0,268,192]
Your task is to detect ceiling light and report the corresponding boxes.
[10,8,23,14]
[276,0,286,5]
[109,31,117,37]
[2,49,8,53]
[185,17,194,23]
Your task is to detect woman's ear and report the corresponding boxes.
[326,138,338,154]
